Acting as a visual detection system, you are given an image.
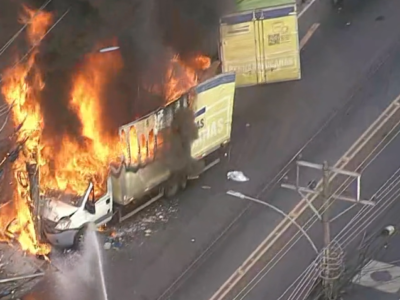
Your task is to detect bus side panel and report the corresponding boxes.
[191,73,236,159]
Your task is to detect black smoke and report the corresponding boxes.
[159,107,201,176]
[5,0,233,142]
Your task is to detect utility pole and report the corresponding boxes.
[322,161,331,249]
[26,160,43,243]
[321,161,332,299]
[281,159,375,300]
[25,140,44,244]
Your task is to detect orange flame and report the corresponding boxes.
[0,6,52,255]
[0,6,211,254]
[150,54,211,103]
[39,50,124,196]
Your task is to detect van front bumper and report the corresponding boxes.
[44,228,78,249]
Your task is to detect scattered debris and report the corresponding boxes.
[227,171,249,182]
[142,216,157,223]
[105,198,179,247]
[103,235,124,250]
[201,186,211,189]
[112,240,123,249]
[246,123,250,127]
[0,243,48,299]
[103,242,111,250]
[191,238,195,243]
[375,15,384,21]
[63,249,72,254]
[346,22,351,26]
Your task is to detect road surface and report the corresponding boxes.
[224,104,400,300]
[23,0,400,299]
[342,230,400,300]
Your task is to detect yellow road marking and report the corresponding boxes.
[300,23,320,49]
[209,94,400,300]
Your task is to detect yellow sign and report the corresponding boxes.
[219,20,258,86]
[262,14,300,83]
[220,5,301,86]
[191,73,236,158]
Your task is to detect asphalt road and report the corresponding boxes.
[233,114,400,300]
[23,0,400,299]
[342,229,400,300]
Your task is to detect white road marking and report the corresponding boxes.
[299,0,319,19]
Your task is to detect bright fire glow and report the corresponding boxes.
[0,6,52,255]
[0,5,211,255]
[164,55,210,102]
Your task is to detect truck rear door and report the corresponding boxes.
[219,4,301,87]
[191,72,236,159]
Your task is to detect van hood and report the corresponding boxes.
[42,199,79,223]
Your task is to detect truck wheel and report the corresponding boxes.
[179,176,188,190]
[74,227,86,250]
[164,181,179,199]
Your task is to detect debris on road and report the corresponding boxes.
[104,198,179,248]
[201,186,211,189]
[0,243,48,299]
[227,171,249,182]
[103,235,123,250]
[103,242,111,250]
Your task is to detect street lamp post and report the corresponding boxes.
[226,190,319,254]
[98,46,120,53]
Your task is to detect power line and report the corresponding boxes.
[285,166,400,298]
[281,159,373,299]
[0,8,70,84]
[0,0,54,58]
[317,224,398,299]
[226,190,319,254]
[337,173,400,248]
[278,165,400,300]
[228,96,400,300]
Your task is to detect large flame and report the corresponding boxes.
[0,6,52,255]
[164,55,210,102]
[39,50,124,196]
[0,6,211,255]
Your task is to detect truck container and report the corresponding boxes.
[41,71,236,248]
[219,4,301,87]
